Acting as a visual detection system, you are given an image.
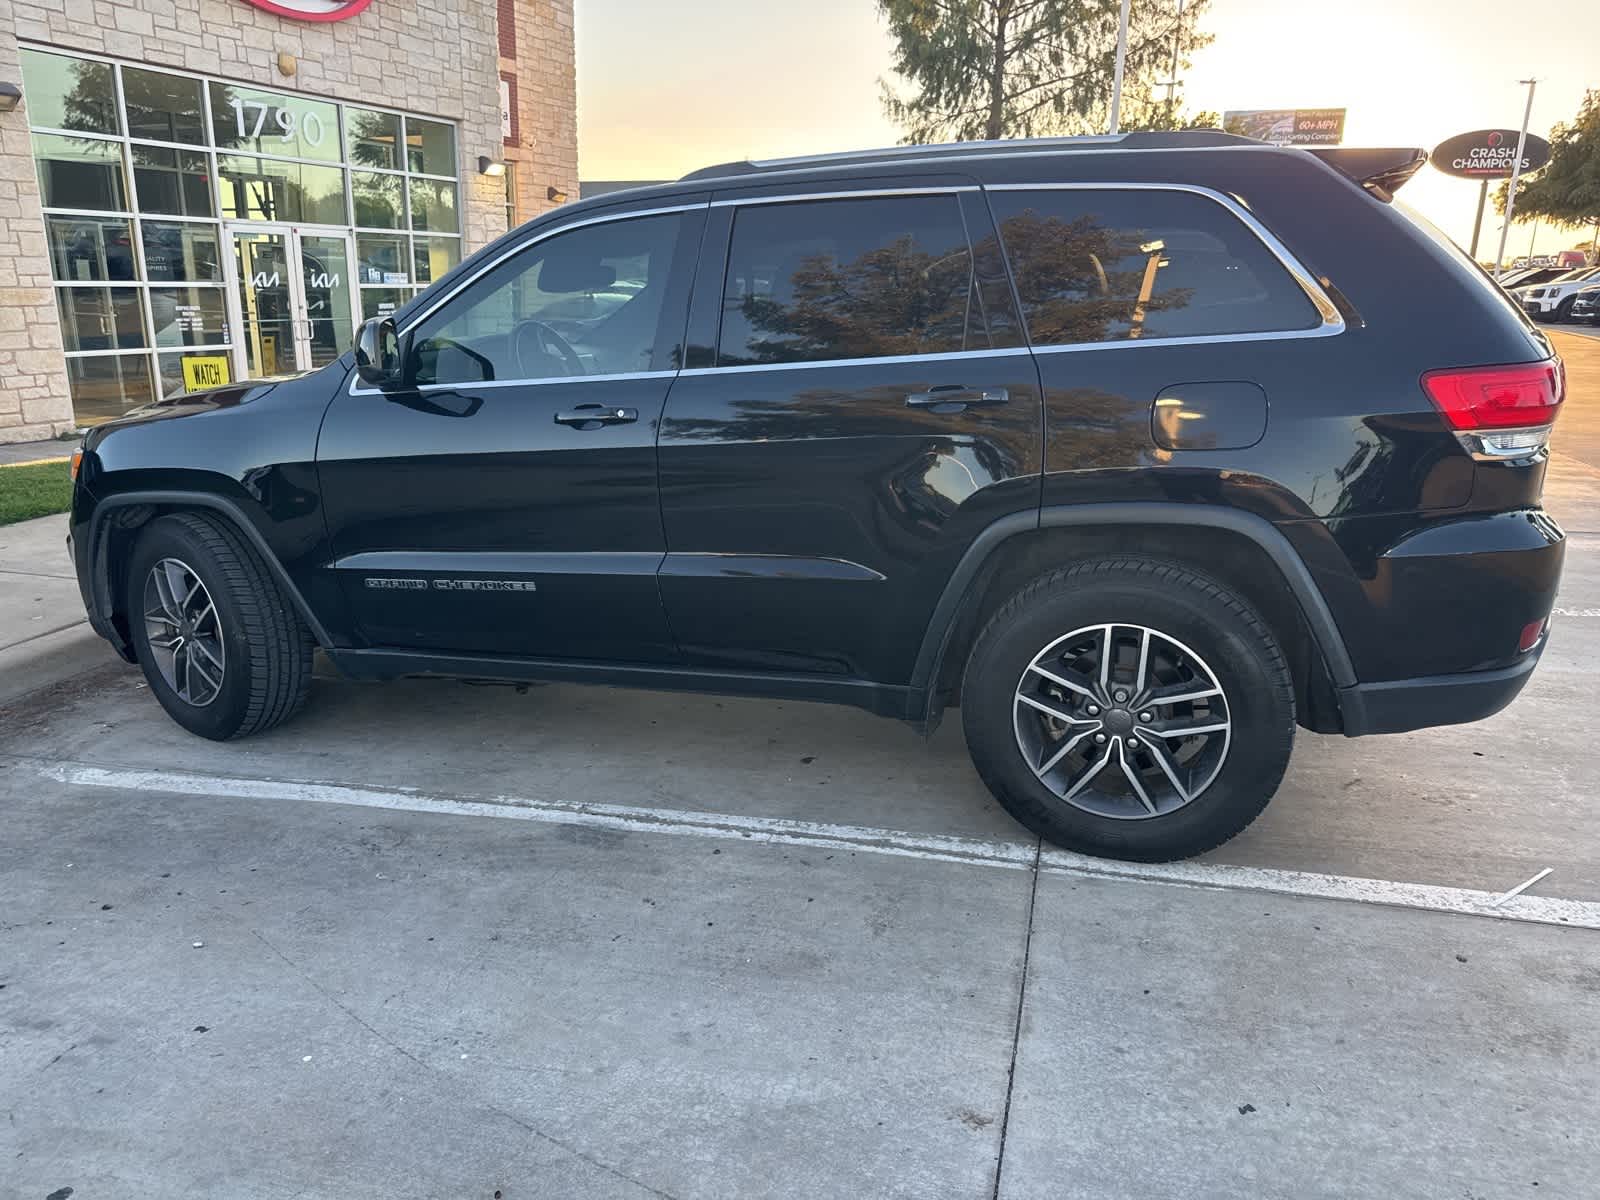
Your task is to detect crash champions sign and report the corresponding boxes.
[239,0,374,21]
[1429,130,1553,179]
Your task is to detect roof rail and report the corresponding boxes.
[680,130,1259,181]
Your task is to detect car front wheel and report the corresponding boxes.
[961,557,1296,862]
[127,512,313,740]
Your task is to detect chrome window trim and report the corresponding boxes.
[347,368,679,396]
[983,180,1344,339]
[364,178,1341,397]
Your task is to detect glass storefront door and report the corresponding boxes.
[299,234,356,370]
[227,223,358,379]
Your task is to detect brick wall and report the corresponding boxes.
[500,0,578,227]
[0,0,575,443]
[0,32,73,441]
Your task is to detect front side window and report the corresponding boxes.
[989,189,1320,345]
[408,212,691,386]
[718,194,985,366]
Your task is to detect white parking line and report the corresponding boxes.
[35,760,1600,931]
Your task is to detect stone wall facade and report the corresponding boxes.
[0,0,578,444]
[0,31,73,443]
[501,0,579,226]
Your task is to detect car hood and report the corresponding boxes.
[81,375,302,450]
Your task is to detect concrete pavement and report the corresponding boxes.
[0,512,108,706]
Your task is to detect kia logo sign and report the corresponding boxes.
[240,0,373,21]
[1430,129,1552,179]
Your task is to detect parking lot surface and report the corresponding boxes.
[2,332,1598,1198]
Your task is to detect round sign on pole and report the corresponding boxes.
[240,0,373,21]
[1429,129,1552,179]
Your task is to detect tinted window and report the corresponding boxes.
[718,194,987,366]
[409,212,689,386]
[19,49,118,134]
[122,67,205,144]
[989,189,1319,345]
[48,216,137,282]
[131,146,214,217]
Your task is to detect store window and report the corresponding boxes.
[19,47,463,424]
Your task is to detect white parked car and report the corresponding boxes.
[1514,265,1600,322]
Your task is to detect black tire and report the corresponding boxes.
[127,512,314,740]
[1554,295,1576,323]
[961,557,1295,862]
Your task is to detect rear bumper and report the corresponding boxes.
[1337,639,1544,736]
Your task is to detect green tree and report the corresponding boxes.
[878,0,1214,143]
[1499,90,1600,251]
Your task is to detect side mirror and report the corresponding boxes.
[354,316,400,386]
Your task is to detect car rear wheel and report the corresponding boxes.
[961,558,1295,862]
[128,512,314,740]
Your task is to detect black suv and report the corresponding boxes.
[68,132,1567,862]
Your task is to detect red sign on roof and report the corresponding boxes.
[240,0,373,21]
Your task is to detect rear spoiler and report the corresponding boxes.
[1306,147,1428,202]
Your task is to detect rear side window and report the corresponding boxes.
[988,188,1320,345]
[718,194,994,366]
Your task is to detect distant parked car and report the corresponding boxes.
[1515,266,1600,322]
[1499,266,1571,290]
[1571,285,1600,325]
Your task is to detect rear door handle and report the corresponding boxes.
[905,386,1008,410]
[555,403,639,429]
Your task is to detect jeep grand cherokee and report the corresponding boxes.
[68,132,1566,862]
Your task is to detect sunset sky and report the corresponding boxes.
[576,0,1600,258]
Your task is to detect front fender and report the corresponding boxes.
[80,489,337,652]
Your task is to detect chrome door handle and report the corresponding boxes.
[905,386,1008,409]
[555,404,638,429]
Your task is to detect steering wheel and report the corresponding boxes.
[511,319,586,379]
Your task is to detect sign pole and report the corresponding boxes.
[1164,0,1185,121]
[1469,180,1488,259]
[1108,0,1132,134]
[1493,78,1538,281]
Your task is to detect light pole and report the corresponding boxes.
[1162,0,1186,122]
[1108,0,1132,134]
[1493,78,1537,281]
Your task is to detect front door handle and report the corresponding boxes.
[554,403,639,429]
[905,386,1008,410]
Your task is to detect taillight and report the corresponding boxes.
[1421,358,1564,461]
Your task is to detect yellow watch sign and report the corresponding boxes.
[181,355,231,392]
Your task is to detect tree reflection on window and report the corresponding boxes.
[719,196,986,366]
[994,210,1192,345]
[990,190,1320,344]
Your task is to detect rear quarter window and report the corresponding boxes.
[987,187,1321,345]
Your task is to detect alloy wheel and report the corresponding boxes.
[143,557,227,707]
[1012,623,1231,820]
